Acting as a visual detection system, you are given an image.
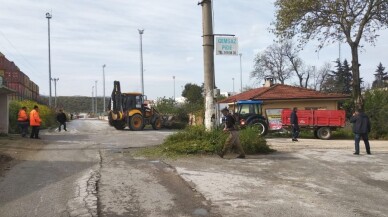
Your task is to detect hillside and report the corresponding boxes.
[40,96,109,113]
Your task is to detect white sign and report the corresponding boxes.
[215,37,238,55]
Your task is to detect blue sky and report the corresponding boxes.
[0,0,387,99]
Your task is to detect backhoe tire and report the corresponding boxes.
[317,127,331,140]
[113,121,126,130]
[130,114,144,131]
[152,117,162,130]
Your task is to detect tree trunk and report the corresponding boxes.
[350,44,363,110]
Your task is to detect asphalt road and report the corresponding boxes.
[1,119,388,217]
[0,119,220,217]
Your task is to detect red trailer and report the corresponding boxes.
[282,109,346,140]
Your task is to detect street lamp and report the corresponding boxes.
[52,78,59,108]
[46,12,52,107]
[102,64,106,113]
[173,75,175,101]
[92,86,94,114]
[138,29,144,95]
[239,53,243,93]
[232,77,235,93]
[95,80,98,116]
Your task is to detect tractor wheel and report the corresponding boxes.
[152,117,162,130]
[317,127,331,140]
[250,120,268,136]
[130,114,144,131]
[113,121,126,130]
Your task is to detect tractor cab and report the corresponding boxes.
[235,100,268,135]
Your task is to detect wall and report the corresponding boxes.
[262,99,339,115]
[0,94,9,134]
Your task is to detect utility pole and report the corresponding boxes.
[95,80,98,116]
[138,29,145,95]
[92,86,94,114]
[199,0,215,130]
[52,78,59,108]
[239,53,243,92]
[173,75,175,101]
[46,12,52,107]
[102,64,106,113]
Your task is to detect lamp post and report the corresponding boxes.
[232,77,234,93]
[46,12,52,107]
[102,64,106,113]
[138,29,144,95]
[173,75,175,101]
[92,86,94,114]
[52,78,59,108]
[239,53,243,93]
[95,80,98,116]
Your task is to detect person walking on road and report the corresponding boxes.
[350,108,371,155]
[56,109,67,132]
[17,106,29,137]
[29,105,42,139]
[290,107,299,142]
[218,108,246,159]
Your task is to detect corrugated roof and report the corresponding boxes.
[219,84,350,103]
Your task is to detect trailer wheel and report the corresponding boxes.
[317,127,331,140]
[250,120,268,136]
[152,117,162,130]
[130,114,144,131]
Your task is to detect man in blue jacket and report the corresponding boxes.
[350,109,371,155]
[290,107,299,142]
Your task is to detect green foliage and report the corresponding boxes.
[372,62,388,89]
[363,89,388,139]
[139,126,273,158]
[9,100,56,133]
[321,59,352,94]
[182,83,204,106]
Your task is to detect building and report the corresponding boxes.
[0,76,14,134]
[0,52,40,101]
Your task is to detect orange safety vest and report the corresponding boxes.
[17,109,28,122]
[29,109,42,126]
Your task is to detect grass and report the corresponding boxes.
[138,126,274,158]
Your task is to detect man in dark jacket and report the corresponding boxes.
[218,108,246,159]
[350,109,371,155]
[290,107,299,141]
[57,109,67,132]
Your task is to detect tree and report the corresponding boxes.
[283,41,311,88]
[321,59,352,94]
[372,62,388,89]
[252,43,292,84]
[310,62,331,91]
[273,0,388,109]
[181,83,203,105]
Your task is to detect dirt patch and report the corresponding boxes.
[0,135,45,176]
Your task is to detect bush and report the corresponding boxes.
[140,126,273,158]
[364,89,388,139]
[9,100,56,134]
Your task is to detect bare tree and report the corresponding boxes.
[252,43,292,84]
[311,62,331,91]
[283,41,311,88]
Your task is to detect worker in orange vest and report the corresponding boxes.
[17,106,29,137]
[29,105,42,139]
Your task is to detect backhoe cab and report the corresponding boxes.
[107,81,161,131]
